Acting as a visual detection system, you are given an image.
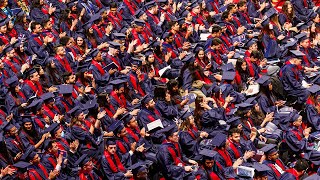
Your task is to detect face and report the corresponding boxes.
[204,159,215,168]
[24,122,33,131]
[57,46,66,56]
[110,8,117,15]
[45,21,53,29]
[31,154,40,164]
[78,112,85,121]
[6,49,15,58]
[117,127,127,137]
[9,126,18,136]
[293,116,303,127]
[165,92,171,102]
[241,61,247,71]
[146,99,156,109]
[51,142,58,153]
[107,145,117,154]
[172,22,180,31]
[172,85,178,92]
[128,117,138,129]
[34,24,42,34]
[230,133,241,143]
[198,50,205,59]
[293,58,302,66]
[30,72,40,82]
[169,132,179,143]
[300,39,309,48]
[116,87,125,94]
[267,151,279,161]
[14,85,20,92]
[239,5,247,11]
[249,43,258,51]
[77,37,84,46]
[268,83,273,90]
[0,25,7,33]
[136,25,144,32]
[55,127,62,138]
[186,12,193,22]
[254,104,260,112]
[287,4,292,13]
[188,115,195,125]
[83,160,94,172]
[192,5,200,14]
[148,54,155,63]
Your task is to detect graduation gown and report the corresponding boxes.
[284,126,309,153]
[179,128,200,158]
[263,159,287,180]
[279,168,300,180]
[101,151,128,180]
[28,163,50,180]
[155,100,179,124]
[305,102,320,131]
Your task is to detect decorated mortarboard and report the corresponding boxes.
[226,116,242,127]
[259,144,277,155]
[128,162,147,175]
[182,54,195,63]
[307,84,320,94]
[68,105,83,117]
[5,76,19,88]
[244,38,257,49]
[134,9,145,18]
[108,120,125,134]
[131,57,143,66]
[120,113,134,125]
[290,50,305,58]
[221,63,235,72]
[253,163,270,177]
[75,154,91,167]
[211,133,227,147]
[145,1,157,9]
[199,149,217,160]
[108,41,121,49]
[112,33,126,40]
[59,84,73,95]
[104,62,119,72]
[12,161,31,170]
[141,94,153,106]
[222,71,236,81]
[27,99,43,112]
[2,45,14,54]
[0,17,9,27]
[256,75,271,86]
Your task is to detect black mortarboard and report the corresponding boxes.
[211,133,227,147]
[259,144,277,155]
[227,116,242,127]
[308,11,318,20]
[289,112,300,122]
[13,8,25,17]
[21,146,36,161]
[41,92,55,103]
[27,99,43,112]
[110,79,127,89]
[245,38,257,49]
[89,13,102,23]
[120,113,134,125]
[43,123,60,134]
[161,125,178,138]
[294,32,307,41]
[297,22,312,31]
[1,122,14,132]
[145,1,157,9]
[221,63,235,72]
[77,64,90,73]
[21,115,32,123]
[134,9,145,18]
[144,49,154,57]
[43,139,55,150]
[283,39,297,48]
[82,21,93,31]
[66,0,77,8]
[75,154,91,167]
[308,84,320,94]
[253,163,270,177]
[182,54,195,63]
[236,102,253,111]
[108,120,125,134]
[158,0,168,5]
[199,149,217,160]
[133,19,145,27]
[128,162,147,175]
[68,105,83,117]
[256,75,271,86]
[180,110,192,120]
[244,97,258,106]
[2,45,13,54]
[113,33,126,40]
[12,40,23,49]
[5,76,19,88]
[290,50,305,58]
[0,17,9,27]
[13,161,31,170]
[108,41,121,49]
[88,48,99,58]
[222,71,236,81]
[131,57,143,66]
[105,137,117,146]
[141,94,153,106]
[59,84,73,95]
[104,62,119,72]
[177,18,185,26]
[264,7,277,18]
[161,32,171,40]
[189,1,199,8]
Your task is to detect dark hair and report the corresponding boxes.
[221,10,231,20]
[154,85,167,101]
[30,21,41,32]
[211,38,222,46]
[238,0,246,7]
[228,128,242,136]
[250,50,262,59]
[211,25,222,33]
[60,36,71,46]
[110,2,117,9]
[294,159,309,172]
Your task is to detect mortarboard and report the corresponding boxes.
[227,116,242,127]
[267,65,280,76]
[120,113,134,125]
[297,22,312,31]
[161,125,178,138]
[180,110,192,120]
[89,13,102,23]
[108,41,121,49]
[43,139,56,150]
[105,137,117,146]
[82,21,93,31]
[25,68,37,77]
[236,102,253,111]
[104,62,119,72]
[1,121,15,132]
[222,71,236,81]
[161,32,171,40]
[131,57,143,66]
[158,0,168,5]
[259,144,277,155]
[256,75,271,86]
[244,38,257,49]
[226,108,238,116]
[290,50,305,58]
[66,0,77,8]
[145,1,157,9]
[244,97,257,106]
[211,133,227,147]
[264,7,277,18]
[59,84,73,95]
[12,40,23,49]
[182,54,195,63]
[43,123,60,134]
[128,162,147,175]
[141,94,153,106]
[41,92,55,103]
[27,99,43,112]
[304,151,320,166]
[177,18,185,26]
[0,17,9,27]
[294,32,307,41]
[189,1,199,8]
[21,146,36,161]
[289,111,300,122]
[75,154,91,167]
[283,39,298,48]
[144,49,154,57]
[221,63,235,72]
[199,149,217,160]
[68,106,83,117]
[307,84,320,94]
[134,9,145,18]
[113,33,126,40]
[110,79,127,89]
[253,163,270,177]
[2,45,13,54]
[133,19,146,27]
[21,115,32,123]
[77,64,90,73]
[88,48,99,58]
[108,120,125,134]
[12,161,31,170]
[5,76,19,88]
[307,11,318,20]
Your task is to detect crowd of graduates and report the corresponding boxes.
[1,0,320,179]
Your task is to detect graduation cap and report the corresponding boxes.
[0,17,9,27]
[68,105,83,117]
[133,19,146,27]
[131,57,143,66]
[75,154,91,167]
[104,62,119,72]
[109,79,127,89]
[108,120,125,134]
[5,76,19,88]
[211,133,227,147]
[1,121,15,132]
[59,84,73,95]
[108,41,121,49]
[12,8,26,17]
[189,1,199,8]
[105,137,117,146]
[289,111,301,123]
[161,32,171,40]
[222,71,236,81]
[307,84,320,94]
[294,32,307,41]
[221,63,235,72]
[12,39,23,49]
[128,162,148,175]
[158,0,168,5]
[244,97,257,106]
[256,75,271,86]
[21,146,36,161]
[21,114,33,124]
[113,33,126,41]
[141,94,153,106]
[27,99,43,112]
[43,139,56,150]
[177,18,185,26]
[244,38,257,49]
[12,161,31,171]
[120,113,134,125]
[180,110,192,120]
[2,45,14,54]
[88,48,99,58]
[41,92,55,103]
[199,149,217,160]
[264,7,277,18]
[66,0,77,8]
[134,9,145,18]
[290,50,305,58]
[182,54,195,63]
[145,1,157,9]
[89,13,102,23]
[77,64,90,73]
[82,21,93,31]
[226,116,242,127]
[297,21,312,31]
[161,125,178,138]
[259,144,277,155]
[253,163,270,177]
[267,65,280,76]
[25,68,37,77]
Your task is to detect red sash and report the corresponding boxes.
[188,129,197,140]
[285,168,299,180]
[245,58,255,77]
[209,2,219,13]
[48,156,57,167]
[43,105,55,119]
[92,24,104,38]
[228,139,241,159]
[232,16,241,27]
[3,58,18,73]
[0,34,9,44]
[146,11,160,24]
[126,127,140,142]
[29,163,49,180]
[24,80,43,96]
[104,151,125,173]
[34,118,45,129]
[55,55,72,73]
[116,140,128,154]
[106,54,122,71]
[216,149,233,167]
[110,91,127,108]
[129,74,145,96]
[291,129,303,141]
[91,60,105,75]
[168,146,185,166]
[123,0,137,15]
[33,35,43,46]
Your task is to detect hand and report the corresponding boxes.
[130,109,140,116]
[184,166,193,172]
[277,34,286,40]
[41,132,51,141]
[200,101,211,110]
[116,107,126,116]
[225,95,234,103]
[179,51,187,60]
[258,128,266,134]
[232,158,243,169]
[177,2,183,10]
[57,153,63,165]
[97,111,106,120]
[136,143,145,152]
[260,2,266,11]
[72,19,78,27]
[188,159,198,165]
[209,11,216,16]
[59,32,66,38]
[130,142,137,152]
[14,152,23,161]
[49,170,59,180]
[6,113,13,121]
[259,135,267,142]
[48,86,58,92]
[80,8,86,17]
[84,86,92,93]
[10,37,17,44]
[124,170,133,177]
[237,26,245,35]
[140,128,146,137]
[53,114,60,122]
[20,63,30,73]
[165,51,172,62]
[200,131,209,138]
[70,139,79,152]
[47,36,54,43]
[243,151,255,160]
[1,166,16,176]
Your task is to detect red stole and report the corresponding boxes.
[126,127,140,142]
[116,140,128,154]
[91,24,104,38]
[32,34,43,46]
[79,170,95,180]
[129,73,145,96]
[285,168,299,180]
[167,143,185,166]
[0,34,9,44]
[91,60,105,75]
[245,57,255,77]
[106,54,122,71]
[123,0,137,15]
[216,148,233,167]
[104,151,125,173]
[291,128,303,141]
[228,139,241,159]
[55,55,72,73]
[110,91,127,108]
[232,16,241,27]
[146,11,160,24]
[3,58,18,73]
[56,138,69,151]
[190,11,205,25]
[24,80,43,96]
[29,163,49,180]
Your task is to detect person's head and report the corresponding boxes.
[0,21,7,34]
[300,38,310,48]
[6,124,18,137]
[250,50,262,63]
[0,0,8,7]
[165,126,179,143]
[143,97,155,110]
[31,22,42,33]
[29,69,40,82]
[167,79,179,93]
[76,36,84,46]
[147,3,158,14]
[154,85,168,101]
[109,2,118,15]
[185,11,193,22]
[211,38,222,50]
[63,72,76,84]
[42,19,53,30]
[235,58,247,72]
[164,32,174,43]
[53,126,63,138]
[222,10,233,22]
[292,115,303,127]
[106,141,117,154]
[191,4,201,14]
[211,25,222,37]
[45,140,58,154]
[196,48,205,60]
[23,120,33,131]
[238,0,247,11]
[169,20,180,32]
[282,1,294,15]
[28,152,41,164]
[93,51,103,62]
[294,159,309,177]
[55,44,66,56]
[227,3,237,14]
[228,128,241,143]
